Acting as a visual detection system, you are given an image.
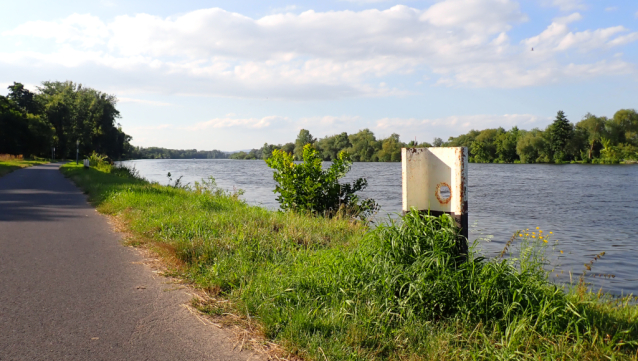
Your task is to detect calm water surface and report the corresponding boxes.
[121,159,638,295]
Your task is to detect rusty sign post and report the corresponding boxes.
[402,147,469,250]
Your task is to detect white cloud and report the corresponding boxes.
[129,124,173,131]
[604,6,617,12]
[118,97,173,106]
[339,0,390,3]
[545,0,588,11]
[3,14,109,48]
[270,5,298,14]
[186,116,287,130]
[523,14,637,53]
[375,114,553,137]
[1,2,636,98]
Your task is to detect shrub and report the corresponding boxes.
[266,144,378,219]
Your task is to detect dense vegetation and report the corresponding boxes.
[231,129,416,162]
[448,110,638,164]
[61,161,638,360]
[0,82,132,160]
[127,146,229,159]
[266,144,378,219]
[232,109,638,164]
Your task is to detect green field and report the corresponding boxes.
[0,159,49,177]
[60,162,638,360]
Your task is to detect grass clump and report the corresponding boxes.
[0,154,49,177]
[60,162,638,360]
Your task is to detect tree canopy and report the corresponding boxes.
[1,81,132,160]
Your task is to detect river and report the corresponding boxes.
[120,159,638,296]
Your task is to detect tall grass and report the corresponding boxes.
[61,162,638,360]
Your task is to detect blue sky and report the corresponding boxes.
[1,0,637,151]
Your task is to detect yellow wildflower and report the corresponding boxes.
[550,231,553,234]
[543,240,547,243]
[536,227,540,229]
[519,234,523,237]
[560,250,563,254]
[532,235,536,238]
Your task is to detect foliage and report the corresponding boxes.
[446,109,638,164]
[58,162,638,360]
[0,81,132,160]
[294,129,316,160]
[266,144,378,218]
[548,110,574,162]
[129,146,229,160]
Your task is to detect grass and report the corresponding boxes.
[60,162,638,360]
[0,155,49,177]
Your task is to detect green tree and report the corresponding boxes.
[266,144,377,218]
[281,142,295,155]
[347,129,378,161]
[494,127,520,163]
[447,130,480,148]
[611,109,638,146]
[548,111,573,162]
[294,129,315,160]
[375,133,403,162]
[316,132,351,161]
[469,128,501,163]
[576,114,606,160]
[7,82,39,114]
[516,129,549,163]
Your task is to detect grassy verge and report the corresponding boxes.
[0,159,49,177]
[60,162,638,360]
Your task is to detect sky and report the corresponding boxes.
[1,0,637,151]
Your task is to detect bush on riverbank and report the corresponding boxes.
[60,162,638,360]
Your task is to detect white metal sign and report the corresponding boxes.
[402,147,468,238]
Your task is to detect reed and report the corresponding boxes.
[60,162,638,360]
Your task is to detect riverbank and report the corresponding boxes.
[0,157,49,177]
[60,162,638,360]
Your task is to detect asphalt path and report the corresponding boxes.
[0,163,263,361]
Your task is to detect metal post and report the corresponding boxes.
[53,147,55,161]
[76,140,80,165]
[402,147,469,254]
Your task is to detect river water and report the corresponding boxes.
[120,159,638,296]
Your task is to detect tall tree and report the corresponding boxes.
[548,110,573,162]
[7,82,39,114]
[376,133,403,162]
[576,114,606,160]
[347,129,377,162]
[294,129,315,160]
[495,126,520,163]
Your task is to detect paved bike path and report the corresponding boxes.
[0,163,261,361]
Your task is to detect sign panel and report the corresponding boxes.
[402,147,468,240]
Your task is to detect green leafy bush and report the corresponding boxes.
[266,144,377,218]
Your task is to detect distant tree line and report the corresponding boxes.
[232,110,638,164]
[231,129,430,162]
[0,81,132,160]
[128,146,229,159]
[447,110,638,164]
